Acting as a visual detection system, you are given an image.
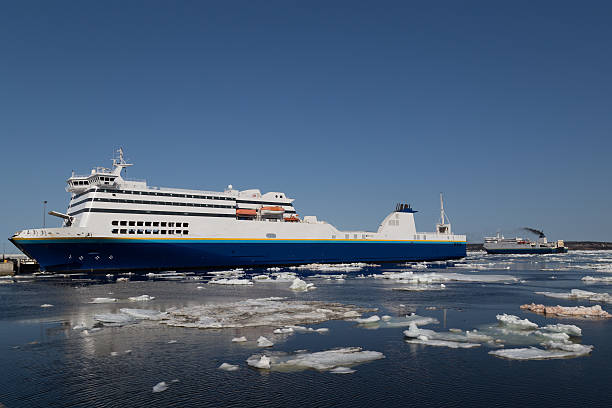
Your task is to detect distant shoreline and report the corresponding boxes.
[467,241,612,251]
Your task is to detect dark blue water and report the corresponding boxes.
[1,251,611,407]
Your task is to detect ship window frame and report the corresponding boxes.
[120,221,127,226]
[137,221,144,226]
[153,222,159,227]
[120,229,127,234]
[161,230,167,235]
[183,230,188,235]
[161,222,167,227]
[145,222,152,226]
[137,229,144,234]
[111,221,118,226]
[129,221,135,226]
[111,229,118,234]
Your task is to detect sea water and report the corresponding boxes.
[1,251,611,407]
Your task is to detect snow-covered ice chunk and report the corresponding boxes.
[128,295,155,302]
[167,340,177,344]
[406,338,481,349]
[542,324,582,337]
[353,315,380,324]
[536,289,612,303]
[330,367,356,374]
[496,314,538,330]
[383,314,439,328]
[152,381,168,393]
[343,311,361,318]
[273,327,294,334]
[232,336,247,342]
[218,363,239,371]
[94,313,135,325]
[489,343,593,360]
[381,315,392,321]
[289,278,315,291]
[257,336,274,347]
[582,276,612,283]
[89,297,117,304]
[119,308,165,320]
[246,347,384,371]
[248,355,271,369]
[160,298,373,329]
[209,278,253,285]
[40,304,54,308]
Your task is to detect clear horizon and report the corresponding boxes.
[1,1,611,249]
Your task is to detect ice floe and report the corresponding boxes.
[541,323,582,337]
[403,323,487,348]
[152,381,168,393]
[246,347,384,371]
[382,314,440,328]
[354,315,381,324]
[119,308,166,320]
[329,367,356,374]
[128,295,155,302]
[40,304,54,308]
[218,363,239,371]
[161,297,371,329]
[520,303,612,318]
[232,336,247,342]
[496,314,539,330]
[489,342,593,360]
[536,289,612,303]
[289,278,316,291]
[209,278,253,285]
[371,271,517,284]
[289,263,375,272]
[89,297,117,303]
[257,336,274,347]
[94,313,135,325]
[582,276,612,283]
[392,284,446,291]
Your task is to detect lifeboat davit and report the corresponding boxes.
[236,208,257,217]
[260,206,285,216]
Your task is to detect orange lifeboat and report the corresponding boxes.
[284,215,300,222]
[236,208,257,217]
[260,206,285,216]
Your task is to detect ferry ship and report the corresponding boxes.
[483,229,568,254]
[10,150,466,273]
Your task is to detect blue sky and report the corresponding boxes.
[1,0,611,249]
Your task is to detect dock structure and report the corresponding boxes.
[0,254,40,275]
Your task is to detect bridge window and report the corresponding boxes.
[112,221,118,226]
[137,221,144,226]
[120,229,127,234]
[112,229,118,234]
[145,222,151,226]
[129,221,135,226]
[120,221,127,226]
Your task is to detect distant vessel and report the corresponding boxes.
[483,228,568,254]
[10,149,467,273]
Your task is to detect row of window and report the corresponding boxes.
[111,220,189,227]
[111,229,189,235]
[95,188,234,200]
[77,197,236,209]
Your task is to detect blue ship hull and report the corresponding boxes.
[10,238,466,273]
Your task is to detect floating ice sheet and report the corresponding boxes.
[496,314,539,330]
[209,278,253,285]
[161,297,371,329]
[489,342,593,360]
[40,304,54,308]
[289,263,376,272]
[289,278,316,291]
[152,382,168,393]
[257,336,274,347]
[536,289,612,303]
[119,308,166,320]
[128,295,155,302]
[383,314,440,328]
[582,276,612,283]
[232,336,247,342]
[89,297,117,304]
[94,313,135,325]
[246,347,384,371]
[371,271,517,283]
[218,363,239,371]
